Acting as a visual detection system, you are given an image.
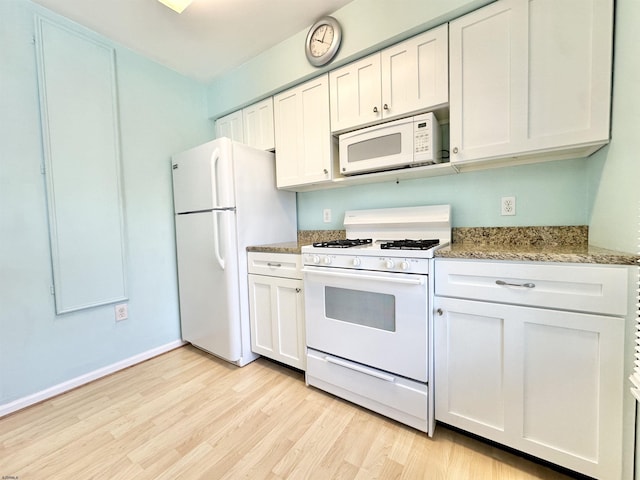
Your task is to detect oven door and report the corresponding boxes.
[303,265,428,382]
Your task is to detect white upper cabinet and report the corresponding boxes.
[449,0,613,165]
[274,74,335,189]
[214,109,244,143]
[330,53,381,133]
[330,25,448,134]
[380,24,448,122]
[215,99,275,151]
[242,97,275,151]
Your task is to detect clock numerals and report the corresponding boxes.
[311,26,332,57]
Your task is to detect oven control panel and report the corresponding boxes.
[302,253,431,274]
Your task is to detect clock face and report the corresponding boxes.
[305,17,341,67]
[309,25,335,58]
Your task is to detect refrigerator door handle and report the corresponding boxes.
[210,147,221,207]
[212,210,225,270]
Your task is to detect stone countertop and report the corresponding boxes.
[436,226,639,266]
[247,227,639,265]
[435,243,639,265]
[247,230,346,255]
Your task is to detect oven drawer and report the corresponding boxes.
[248,252,302,279]
[306,348,428,432]
[435,259,628,315]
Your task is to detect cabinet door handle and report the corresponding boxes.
[323,168,328,174]
[267,262,282,268]
[436,308,443,316]
[373,106,379,113]
[452,147,459,154]
[495,280,536,288]
[383,103,389,110]
[295,288,301,293]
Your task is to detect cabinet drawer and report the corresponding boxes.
[435,259,627,316]
[248,252,301,279]
[306,348,428,432]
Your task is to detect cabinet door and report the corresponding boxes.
[248,274,305,370]
[274,74,333,189]
[512,306,623,479]
[434,296,624,479]
[243,98,274,151]
[526,0,612,150]
[434,296,514,441]
[215,110,244,143]
[381,24,448,121]
[449,0,527,162]
[449,0,613,164]
[329,53,382,133]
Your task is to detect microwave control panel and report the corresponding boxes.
[413,112,441,164]
[414,119,432,154]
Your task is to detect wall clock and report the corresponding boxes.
[305,16,342,67]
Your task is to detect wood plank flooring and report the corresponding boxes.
[0,345,574,479]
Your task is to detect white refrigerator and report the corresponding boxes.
[171,138,297,366]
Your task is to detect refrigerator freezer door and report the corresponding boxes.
[171,138,235,213]
[175,210,241,362]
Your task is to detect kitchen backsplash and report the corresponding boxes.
[451,226,588,247]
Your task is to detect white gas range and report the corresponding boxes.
[302,205,451,435]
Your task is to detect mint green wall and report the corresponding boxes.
[298,158,590,229]
[0,0,213,405]
[206,0,605,238]
[206,0,493,118]
[587,0,640,254]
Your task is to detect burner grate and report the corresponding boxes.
[313,238,373,248]
[380,239,439,250]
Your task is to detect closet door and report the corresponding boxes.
[36,18,127,313]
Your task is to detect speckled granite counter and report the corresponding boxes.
[436,226,639,266]
[247,230,346,255]
[248,227,638,265]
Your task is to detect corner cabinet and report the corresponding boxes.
[448,0,613,167]
[214,110,244,143]
[242,98,275,151]
[434,259,627,479]
[273,74,335,189]
[329,25,448,134]
[247,252,305,370]
[215,98,275,151]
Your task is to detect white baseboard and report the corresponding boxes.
[0,340,185,418]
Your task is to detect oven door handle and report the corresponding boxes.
[324,355,395,382]
[301,267,424,285]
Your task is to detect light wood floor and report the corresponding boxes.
[0,345,575,479]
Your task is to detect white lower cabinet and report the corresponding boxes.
[434,259,627,479]
[247,252,305,370]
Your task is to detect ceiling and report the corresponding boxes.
[31,0,355,84]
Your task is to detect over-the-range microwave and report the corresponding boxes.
[338,112,441,176]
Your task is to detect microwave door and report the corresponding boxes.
[339,119,414,175]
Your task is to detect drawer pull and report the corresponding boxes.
[496,280,535,288]
[267,262,282,268]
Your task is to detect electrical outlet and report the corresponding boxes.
[323,208,332,223]
[115,303,128,321]
[501,196,516,216]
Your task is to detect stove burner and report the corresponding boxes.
[380,239,440,250]
[313,238,373,248]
